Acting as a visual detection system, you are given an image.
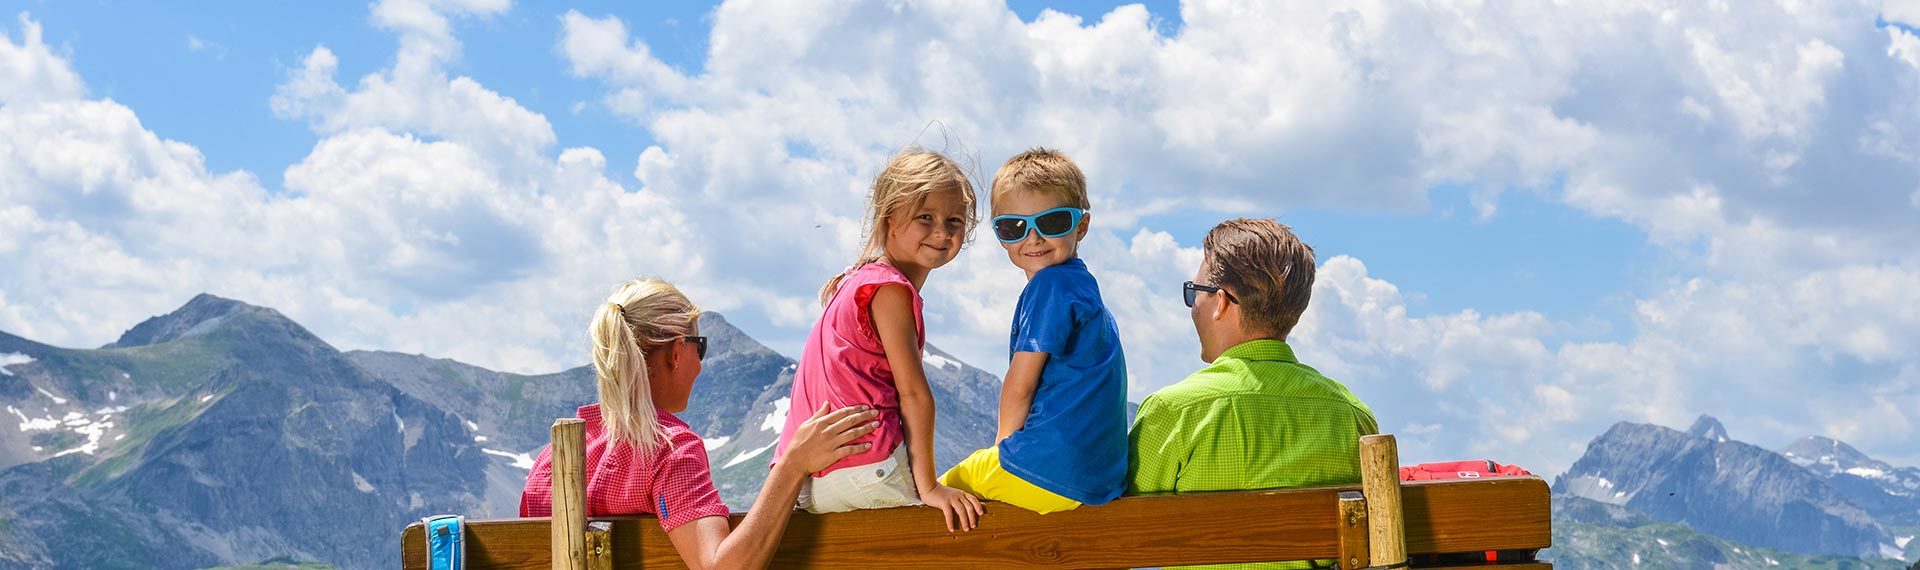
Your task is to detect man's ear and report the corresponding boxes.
[1210,289,1233,322]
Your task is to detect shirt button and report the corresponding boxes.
[875,469,886,477]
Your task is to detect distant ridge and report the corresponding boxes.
[0,292,1009,567]
[1781,435,1920,527]
[1553,417,1897,559]
[0,293,488,568]
[106,293,281,348]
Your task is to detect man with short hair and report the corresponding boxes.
[1127,218,1378,569]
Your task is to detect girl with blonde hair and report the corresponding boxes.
[522,278,879,569]
[771,148,988,532]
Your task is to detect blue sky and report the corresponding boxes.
[5,0,1920,475]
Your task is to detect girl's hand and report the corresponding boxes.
[919,484,984,532]
[780,402,880,475]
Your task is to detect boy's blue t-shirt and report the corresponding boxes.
[998,257,1129,505]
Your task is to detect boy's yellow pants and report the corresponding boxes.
[937,445,1081,514]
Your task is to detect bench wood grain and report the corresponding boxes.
[401,476,1549,569]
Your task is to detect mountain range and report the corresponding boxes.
[1551,415,1919,567]
[0,294,1001,568]
[1,294,1916,568]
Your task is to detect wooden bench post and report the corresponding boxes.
[1359,434,1406,569]
[552,418,588,570]
[1336,491,1370,570]
[584,520,614,570]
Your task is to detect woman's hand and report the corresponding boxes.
[779,402,880,475]
[919,484,984,532]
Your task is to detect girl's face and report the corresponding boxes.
[884,188,969,272]
[649,327,704,413]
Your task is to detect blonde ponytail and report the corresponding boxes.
[591,278,701,454]
[820,147,979,304]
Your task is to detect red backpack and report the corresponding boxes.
[1399,459,1533,481]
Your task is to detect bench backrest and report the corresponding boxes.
[399,476,1550,569]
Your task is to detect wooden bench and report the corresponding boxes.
[401,422,1552,569]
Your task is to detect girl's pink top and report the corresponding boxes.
[519,404,730,532]
[773,263,924,477]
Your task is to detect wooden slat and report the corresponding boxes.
[1402,477,1551,555]
[629,487,1343,569]
[399,477,1551,569]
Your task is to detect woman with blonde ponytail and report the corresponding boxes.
[521,278,881,569]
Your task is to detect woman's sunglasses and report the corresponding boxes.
[992,207,1087,243]
[683,336,708,359]
[1183,281,1236,308]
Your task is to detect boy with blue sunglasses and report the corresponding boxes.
[937,148,1129,514]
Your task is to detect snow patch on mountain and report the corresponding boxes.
[724,441,776,469]
[923,352,958,371]
[50,412,116,457]
[703,436,730,451]
[8,405,59,431]
[1878,543,1904,559]
[1844,466,1885,479]
[759,397,789,432]
[482,448,535,470]
[1560,473,1631,505]
[35,387,67,404]
[0,352,32,375]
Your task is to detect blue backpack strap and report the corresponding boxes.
[421,514,465,570]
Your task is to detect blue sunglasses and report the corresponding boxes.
[992,207,1087,243]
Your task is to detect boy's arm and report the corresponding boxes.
[996,352,1047,442]
[870,285,983,532]
[1126,397,1183,494]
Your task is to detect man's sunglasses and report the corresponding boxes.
[992,207,1087,243]
[683,336,708,359]
[1183,281,1236,308]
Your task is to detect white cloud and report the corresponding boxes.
[0,4,704,372]
[185,34,225,59]
[273,0,552,172]
[1891,25,1920,69]
[1887,0,1920,27]
[0,13,84,105]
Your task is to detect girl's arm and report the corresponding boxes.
[870,285,984,533]
[665,404,879,569]
[995,352,1048,442]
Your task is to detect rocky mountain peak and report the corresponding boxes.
[1780,435,1873,472]
[699,312,777,361]
[1552,420,1893,559]
[106,293,297,348]
[1687,415,1729,443]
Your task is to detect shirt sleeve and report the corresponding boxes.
[1010,271,1085,355]
[1126,395,1186,494]
[651,433,732,533]
[851,271,921,348]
